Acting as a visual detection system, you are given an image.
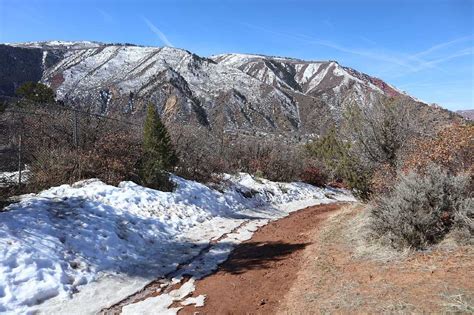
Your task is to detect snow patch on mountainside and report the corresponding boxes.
[212,53,386,98]
[7,40,104,50]
[1,41,425,133]
[45,46,295,111]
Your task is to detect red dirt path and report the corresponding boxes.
[179,202,345,314]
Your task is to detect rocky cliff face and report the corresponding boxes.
[0,41,435,135]
[0,45,43,96]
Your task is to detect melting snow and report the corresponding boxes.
[181,294,206,307]
[0,169,30,188]
[0,173,354,313]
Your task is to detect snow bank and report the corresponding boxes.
[0,173,353,313]
[0,169,30,188]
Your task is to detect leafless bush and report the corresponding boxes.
[371,124,473,196]
[3,102,142,190]
[369,164,473,250]
[170,124,305,183]
[85,132,141,185]
[170,125,225,181]
[299,165,329,187]
[305,95,455,198]
[370,163,397,195]
[342,96,422,169]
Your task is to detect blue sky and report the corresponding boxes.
[0,0,472,110]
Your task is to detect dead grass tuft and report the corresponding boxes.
[441,291,474,313]
[330,203,410,262]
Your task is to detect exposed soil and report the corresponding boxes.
[179,202,345,315]
[179,203,473,314]
[278,205,474,314]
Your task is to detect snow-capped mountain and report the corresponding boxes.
[0,41,436,134]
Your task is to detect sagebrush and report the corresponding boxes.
[369,165,473,249]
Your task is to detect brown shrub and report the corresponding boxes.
[82,132,141,185]
[299,166,328,187]
[402,124,473,176]
[170,124,304,183]
[370,163,397,195]
[30,148,84,189]
[6,103,143,190]
[30,129,141,189]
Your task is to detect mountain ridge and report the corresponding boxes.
[0,41,456,136]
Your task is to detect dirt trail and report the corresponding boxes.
[278,205,474,314]
[179,202,473,314]
[179,202,345,314]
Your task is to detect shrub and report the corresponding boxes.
[342,96,421,168]
[306,128,372,199]
[7,102,143,190]
[403,124,473,176]
[299,166,328,187]
[83,132,141,185]
[170,125,225,182]
[369,164,473,250]
[452,198,474,245]
[29,148,84,189]
[170,124,305,183]
[29,131,141,189]
[370,163,397,195]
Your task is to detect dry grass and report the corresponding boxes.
[441,291,474,313]
[325,203,410,262]
[278,203,474,314]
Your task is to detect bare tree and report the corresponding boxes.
[342,96,422,168]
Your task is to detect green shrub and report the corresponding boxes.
[306,128,372,199]
[16,82,55,104]
[369,164,473,249]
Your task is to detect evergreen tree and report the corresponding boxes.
[139,103,178,190]
[16,82,55,104]
[306,127,372,200]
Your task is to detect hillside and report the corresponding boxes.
[0,41,454,136]
[457,109,474,121]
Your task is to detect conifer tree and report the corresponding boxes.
[16,82,55,104]
[140,103,177,190]
[306,127,372,200]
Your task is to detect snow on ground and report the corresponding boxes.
[0,170,30,188]
[0,173,354,314]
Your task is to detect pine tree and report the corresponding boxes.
[16,82,55,104]
[140,103,178,190]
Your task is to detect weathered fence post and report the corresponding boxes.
[17,133,22,186]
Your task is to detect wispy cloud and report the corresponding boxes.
[411,35,473,58]
[241,23,416,71]
[306,39,418,71]
[97,8,114,24]
[143,17,174,47]
[411,47,472,70]
[359,36,377,46]
[240,22,473,77]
